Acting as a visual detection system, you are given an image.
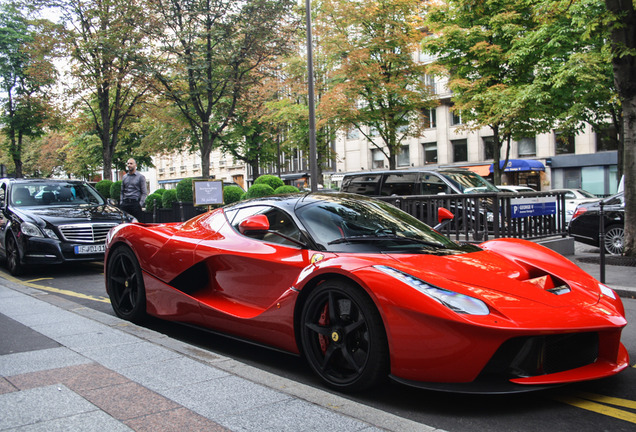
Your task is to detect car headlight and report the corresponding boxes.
[374,265,490,315]
[21,222,44,237]
[599,283,616,300]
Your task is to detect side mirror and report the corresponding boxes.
[437,207,454,224]
[238,214,270,234]
[434,207,454,231]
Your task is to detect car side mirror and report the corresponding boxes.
[238,214,270,234]
[434,207,454,231]
[437,207,454,224]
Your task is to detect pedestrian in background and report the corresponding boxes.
[120,158,147,220]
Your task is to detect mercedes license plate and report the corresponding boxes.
[74,244,105,254]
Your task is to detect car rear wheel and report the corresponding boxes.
[5,234,24,276]
[106,246,146,323]
[604,225,624,255]
[300,280,388,392]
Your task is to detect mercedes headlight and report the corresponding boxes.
[21,222,44,237]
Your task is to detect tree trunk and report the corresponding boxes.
[622,97,636,256]
[604,0,635,256]
[492,124,502,185]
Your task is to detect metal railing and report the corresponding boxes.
[378,191,568,243]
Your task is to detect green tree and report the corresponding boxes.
[316,0,435,170]
[0,2,59,177]
[424,0,550,184]
[147,0,297,178]
[61,0,152,180]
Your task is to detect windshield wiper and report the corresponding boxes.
[328,235,445,248]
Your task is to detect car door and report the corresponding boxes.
[192,204,312,351]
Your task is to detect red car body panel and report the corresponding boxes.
[105,200,629,390]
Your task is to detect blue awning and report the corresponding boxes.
[489,159,545,173]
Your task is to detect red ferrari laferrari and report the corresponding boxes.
[104,192,629,393]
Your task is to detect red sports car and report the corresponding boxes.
[104,192,629,393]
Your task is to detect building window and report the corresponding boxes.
[423,142,437,164]
[397,145,410,167]
[452,139,468,162]
[371,148,385,169]
[347,128,360,140]
[596,126,619,151]
[450,110,462,126]
[422,108,436,129]
[483,136,495,160]
[518,137,536,156]
[555,131,575,154]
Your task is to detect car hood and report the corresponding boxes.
[377,248,600,308]
[15,204,127,226]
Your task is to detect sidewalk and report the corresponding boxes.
[565,244,636,299]
[0,277,435,432]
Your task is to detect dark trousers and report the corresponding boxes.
[120,201,143,221]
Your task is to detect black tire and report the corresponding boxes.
[5,234,24,276]
[300,280,388,392]
[106,246,147,323]
[604,225,624,255]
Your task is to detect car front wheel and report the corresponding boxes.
[5,234,24,276]
[300,280,388,392]
[604,225,624,255]
[106,246,146,323]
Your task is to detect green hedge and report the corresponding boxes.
[176,178,193,202]
[254,175,284,190]
[223,185,244,204]
[109,181,122,203]
[245,183,275,199]
[95,180,113,198]
[145,193,162,211]
[161,189,178,209]
[274,185,299,194]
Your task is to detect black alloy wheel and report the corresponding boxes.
[106,246,146,322]
[300,280,388,392]
[6,234,24,276]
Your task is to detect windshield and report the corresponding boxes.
[296,195,479,254]
[11,182,105,207]
[576,189,597,198]
[440,171,499,194]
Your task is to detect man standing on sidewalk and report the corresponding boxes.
[120,158,147,220]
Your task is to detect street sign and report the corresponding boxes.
[510,196,557,218]
[193,180,224,206]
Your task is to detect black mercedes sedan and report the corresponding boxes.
[0,178,135,275]
[568,191,624,255]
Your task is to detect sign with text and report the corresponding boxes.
[510,196,557,218]
[193,180,224,206]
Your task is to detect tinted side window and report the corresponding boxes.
[380,173,418,196]
[230,205,302,247]
[341,175,381,195]
[420,174,452,195]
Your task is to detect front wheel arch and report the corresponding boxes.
[296,276,389,392]
[105,244,147,323]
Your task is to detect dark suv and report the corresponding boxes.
[340,168,499,196]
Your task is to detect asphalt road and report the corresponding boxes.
[2,261,636,431]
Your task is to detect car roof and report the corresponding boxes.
[342,168,472,177]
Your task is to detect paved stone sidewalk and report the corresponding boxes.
[0,280,438,432]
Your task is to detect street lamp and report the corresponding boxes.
[305,0,318,192]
